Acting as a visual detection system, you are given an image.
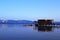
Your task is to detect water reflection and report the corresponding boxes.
[0,24,59,32]
[0,24,27,28]
[34,25,53,32]
[0,24,60,40]
[0,24,8,28]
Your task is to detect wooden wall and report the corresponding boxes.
[38,19,53,25]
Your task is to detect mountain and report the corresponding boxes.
[0,20,60,25]
[53,22,60,25]
[0,20,33,24]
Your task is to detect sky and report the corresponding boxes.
[0,0,60,21]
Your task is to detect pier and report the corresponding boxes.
[35,19,60,28]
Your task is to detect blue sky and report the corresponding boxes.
[0,0,60,21]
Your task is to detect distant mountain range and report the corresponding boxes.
[0,20,60,25]
[0,20,33,24]
[53,22,60,25]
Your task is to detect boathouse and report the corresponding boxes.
[38,19,53,25]
[35,19,53,26]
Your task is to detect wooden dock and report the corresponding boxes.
[35,19,60,28]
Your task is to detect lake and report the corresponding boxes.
[0,24,60,40]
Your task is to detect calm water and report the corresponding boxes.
[0,24,60,40]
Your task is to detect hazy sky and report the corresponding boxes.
[0,0,60,21]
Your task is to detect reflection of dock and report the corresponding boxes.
[36,25,60,27]
[34,25,52,32]
[34,24,60,32]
